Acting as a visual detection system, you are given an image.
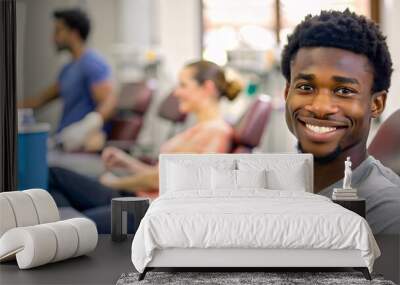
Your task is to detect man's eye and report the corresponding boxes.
[335,87,356,96]
[296,84,313,92]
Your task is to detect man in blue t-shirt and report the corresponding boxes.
[19,9,117,152]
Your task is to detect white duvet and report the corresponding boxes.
[131,190,380,273]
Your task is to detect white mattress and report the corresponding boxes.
[131,190,380,273]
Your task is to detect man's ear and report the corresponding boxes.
[284,82,290,101]
[70,29,82,43]
[371,90,387,118]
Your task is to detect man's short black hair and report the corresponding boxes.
[53,8,90,41]
[281,9,393,93]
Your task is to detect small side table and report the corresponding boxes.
[111,197,150,242]
[332,198,366,218]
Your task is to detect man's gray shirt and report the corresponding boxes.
[318,156,400,234]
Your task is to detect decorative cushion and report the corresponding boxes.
[238,159,308,191]
[267,166,307,191]
[211,169,267,190]
[211,168,236,190]
[166,160,235,192]
[167,163,211,191]
[236,169,267,189]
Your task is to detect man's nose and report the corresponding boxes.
[304,89,339,118]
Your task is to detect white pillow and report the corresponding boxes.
[167,163,211,191]
[267,166,307,191]
[236,169,267,189]
[211,168,236,190]
[166,159,236,192]
[238,159,308,191]
[211,169,267,190]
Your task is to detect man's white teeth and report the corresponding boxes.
[306,124,336,134]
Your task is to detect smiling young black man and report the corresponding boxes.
[281,9,400,234]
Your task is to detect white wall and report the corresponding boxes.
[157,0,202,82]
[116,0,154,47]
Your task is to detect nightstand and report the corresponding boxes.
[332,198,366,218]
[111,197,150,242]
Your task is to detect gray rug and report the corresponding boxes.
[116,271,396,285]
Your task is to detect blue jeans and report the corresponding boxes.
[48,167,136,234]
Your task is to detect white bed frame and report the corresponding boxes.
[139,154,371,280]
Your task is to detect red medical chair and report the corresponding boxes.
[107,81,154,149]
[231,94,273,153]
[157,92,187,138]
[368,109,400,176]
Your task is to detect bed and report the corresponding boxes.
[131,154,380,280]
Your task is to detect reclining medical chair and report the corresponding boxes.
[157,91,187,139]
[230,94,273,153]
[368,109,400,176]
[107,81,154,149]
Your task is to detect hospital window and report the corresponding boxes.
[202,0,379,68]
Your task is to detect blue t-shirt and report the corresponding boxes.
[57,49,111,132]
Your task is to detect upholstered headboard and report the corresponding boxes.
[159,153,314,195]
